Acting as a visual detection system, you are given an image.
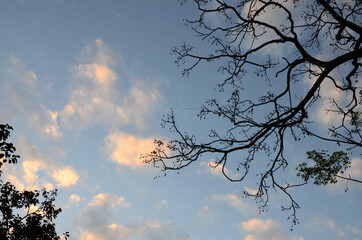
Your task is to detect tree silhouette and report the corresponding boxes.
[143,0,361,225]
[0,124,68,239]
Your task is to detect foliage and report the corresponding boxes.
[0,124,68,240]
[143,0,362,225]
[297,150,350,185]
[0,124,20,175]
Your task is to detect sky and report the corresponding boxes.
[0,0,361,239]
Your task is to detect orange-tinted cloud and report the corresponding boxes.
[88,193,131,208]
[52,166,79,187]
[104,132,155,169]
[60,39,161,131]
[241,218,304,240]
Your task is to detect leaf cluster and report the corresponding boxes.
[296,150,350,185]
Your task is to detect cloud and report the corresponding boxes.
[5,56,40,111]
[199,160,241,180]
[29,105,62,139]
[77,220,190,240]
[307,215,345,238]
[78,224,131,240]
[104,131,156,169]
[327,157,362,193]
[303,63,361,130]
[75,192,131,238]
[156,199,168,210]
[52,166,79,187]
[75,193,189,240]
[2,56,62,141]
[60,39,161,131]
[241,218,304,240]
[237,0,298,56]
[346,224,362,236]
[88,193,131,208]
[196,206,213,220]
[212,193,257,214]
[3,135,79,189]
[69,194,81,204]
[130,219,191,240]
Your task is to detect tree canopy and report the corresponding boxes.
[0,124,68,239]
[143,0,361,225]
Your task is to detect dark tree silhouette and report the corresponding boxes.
[143,0,361,225]
[0,124,69,239]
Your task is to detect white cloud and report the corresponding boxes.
[241,218,304,240]
[104,131,156,169]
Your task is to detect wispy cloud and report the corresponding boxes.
[2,56,62,141]
[199,160,241,180]
[240,218,304,240]
[196,206,213,221]
[212,193,257,215]
[60,39,161,131]
[75,194,189,240]
[307,215,345,238]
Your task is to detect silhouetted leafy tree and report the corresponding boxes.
[0,124,69,239]
[143,0,361,225]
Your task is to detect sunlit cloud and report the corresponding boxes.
[104,131,155,169]
[78,224,131,240]
[75,192,132,239]
[88,193,131,208]
[69,194,81,204]
[29,105,62,139]
[52,166,79,187]
[74,194,190,240]
[130,219,191,240]
[213,193,257,214]
[60,39,161,131]
[3,136,80,189]
[5,174,25,190]
[22,160,45,185]
[241,218,304,240]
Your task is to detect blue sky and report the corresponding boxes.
[0,0,361,239]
